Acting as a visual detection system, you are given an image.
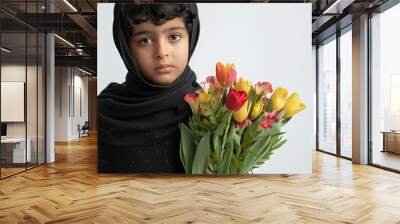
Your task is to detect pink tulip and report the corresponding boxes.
[236,119,252,129]
[205,75,224,94]
[255,82,273,95]
[206,75,216,85]
[184,93,199,114]
[262,96,269,104]
[260,111,280,129]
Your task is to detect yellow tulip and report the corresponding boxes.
[283,92,305,118]
[250,101,264,120]
[271,87,288,111]
[234,77,252,94]
[233,100,250,123]
[197,91,210,103]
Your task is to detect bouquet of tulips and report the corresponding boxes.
[179,62,305,174]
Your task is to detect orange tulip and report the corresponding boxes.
[216,62,237,87]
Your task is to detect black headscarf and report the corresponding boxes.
[97,3,200,173]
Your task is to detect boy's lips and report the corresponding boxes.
[155,64,173,69]
[155,64,174,73]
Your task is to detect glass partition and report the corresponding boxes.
[0,1,46,179]
[1,31,28,177]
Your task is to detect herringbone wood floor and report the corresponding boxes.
[0,134,400,223]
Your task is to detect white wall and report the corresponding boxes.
[97,3,313,174]
[55,67,89,141]
[55,67,68,141]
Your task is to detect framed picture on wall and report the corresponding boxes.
[97,3,313,174]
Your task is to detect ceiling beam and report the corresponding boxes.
[55,55,96,73]
[322,0,356,14]
[67,13,97,39]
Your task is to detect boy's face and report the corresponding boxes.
[129,17,190,85]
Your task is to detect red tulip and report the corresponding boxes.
[216,62,237,87]
[225,88,248,111]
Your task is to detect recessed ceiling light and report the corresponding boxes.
[54,34,75,48]
[78,67,92,76]
[1,47,11,53]
[63,0,78,12]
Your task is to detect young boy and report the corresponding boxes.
[97,3,200,173]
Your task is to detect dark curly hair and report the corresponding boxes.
[118,3,197,38]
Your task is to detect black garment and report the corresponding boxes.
[97,3,200,173]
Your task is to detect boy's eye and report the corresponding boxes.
[169,34,182,41]
[137,34,181,46]
[138,38,151,45]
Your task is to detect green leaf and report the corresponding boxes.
[240,135,272,174]
[241,112,266,149]
[279,109,287,119]
[271,139,287,151]
[221,117,232,152]
[192,132,211,174]
[208,158,215,173]
[222,140,233,174]
[213,132,221,172]
[264,99,272,112]
[221,124,235,174]
[230,154,238,174]
[215,111,232,136]
[209,115,217,126]
[202,109,214,117]
[281,117,292,125]
[253,137,288,171]
[179,122,196,174]
[233,130,241,158]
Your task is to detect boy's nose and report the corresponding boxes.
[155,40,169,59]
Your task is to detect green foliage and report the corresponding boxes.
[179,87,295,174]
[179,123,196,174]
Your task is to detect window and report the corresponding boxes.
[339,28,352,158]
[370,2,400,171]
[318,36,337,155]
